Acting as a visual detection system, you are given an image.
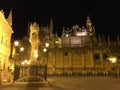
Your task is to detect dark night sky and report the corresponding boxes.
[0,0,119,40]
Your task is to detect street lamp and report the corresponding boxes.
[14,41,19,46]
[13,40,25,81]
[45,43,49,47]
[20,47,24,52]
[43,48,47,52]
[14,42,25,65]
[13,41,19,81]
[43,43,49,81]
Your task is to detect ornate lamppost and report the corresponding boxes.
[43,43,49,81]
[13,40,24,81]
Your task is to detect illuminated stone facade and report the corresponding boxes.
[12,17,120,79]
[0,10,13,84]
[34,17,120,75]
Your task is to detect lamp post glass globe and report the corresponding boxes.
[43,48,47,52]
[45,43,49,47]
[14,41,19,46]
[20,47,24,51]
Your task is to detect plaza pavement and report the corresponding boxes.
[0,76,120,90]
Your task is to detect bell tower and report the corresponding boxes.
[49,19,53,39]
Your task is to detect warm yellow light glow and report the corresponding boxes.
[34,50,38,53]
[21,60,30,65]
[65,34,69,37]
[34,53,38,58]
[21,61,25,65]
[14,41,19,46]
[27,61,30,65]
[108,56,117,63]
[20,47,24,51]
[34,50,38,58]
[24,59,27,63]
[43,48,47,52]
[45,43,49,47]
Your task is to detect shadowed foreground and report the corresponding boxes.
[0,76,120,90]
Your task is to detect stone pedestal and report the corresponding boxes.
[14,64,49,86]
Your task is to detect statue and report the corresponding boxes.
[29,22,40,64]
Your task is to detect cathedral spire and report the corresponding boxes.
[86,16,94,34]
[50,18,53,39]
[86,16,96,42]
[86,16,92,32]
[7,9,12,26]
